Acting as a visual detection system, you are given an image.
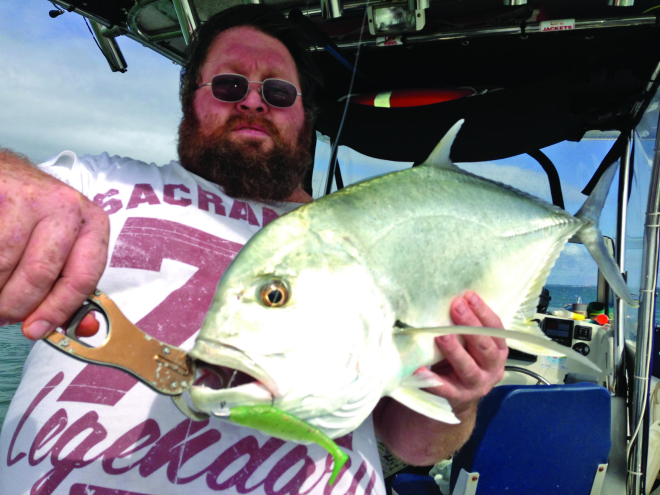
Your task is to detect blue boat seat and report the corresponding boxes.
[449,382,611,495]
[390,472,441,495]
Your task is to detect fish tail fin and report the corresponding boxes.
[573,162,638,308]
[422,120,465,168]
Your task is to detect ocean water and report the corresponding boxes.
[0,285,656,430]
[544,284,600,314]
[0,324,32,432]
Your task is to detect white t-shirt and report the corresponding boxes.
[0,152,384,495]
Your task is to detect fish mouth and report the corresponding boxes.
[193,364,258,390]
[188,338,279,415]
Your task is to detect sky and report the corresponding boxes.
[1,0,182,165]
[3,0,657,290]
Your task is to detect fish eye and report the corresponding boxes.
[259,279,289,307]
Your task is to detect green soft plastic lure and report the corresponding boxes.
[228,405,349,485]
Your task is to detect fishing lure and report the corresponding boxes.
[227,405,349,485]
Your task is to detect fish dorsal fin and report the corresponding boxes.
[421,119,465,169]
[505,320,574,357]
[388,387,459,424]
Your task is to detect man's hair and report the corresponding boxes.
[180,5,322,120]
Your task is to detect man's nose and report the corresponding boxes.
[237,84,268,114]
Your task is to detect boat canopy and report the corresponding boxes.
[49,0,660,162]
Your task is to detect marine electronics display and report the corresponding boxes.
[542,317,574,348]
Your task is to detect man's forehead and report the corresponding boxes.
[202,26,298,80]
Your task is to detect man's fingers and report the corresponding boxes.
[76,313,100,337]
[0,218,77,324]
[440,293,508,386]
[435,334,482,387]
[22,212,109,339]
[450,292,507,350]
[462,291,504,329]
[428,292,509,412]
[0,217,32,291]
[449,295,500,359]
[0,156,110,339]
[450,297,481,327]
[464,334,507,371]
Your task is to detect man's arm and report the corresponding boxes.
[0,149,110,339]
[373,291,508,465]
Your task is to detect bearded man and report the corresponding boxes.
[0,5,507,494]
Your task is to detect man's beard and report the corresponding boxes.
[177,112,312,203]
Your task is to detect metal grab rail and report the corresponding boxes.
[615,131,634,397]
[627,114,660,495]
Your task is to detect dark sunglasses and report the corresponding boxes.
[198,73,302,108]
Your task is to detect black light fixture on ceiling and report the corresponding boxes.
[49,2,74,18]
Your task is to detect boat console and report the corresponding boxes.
[501,313,613,389]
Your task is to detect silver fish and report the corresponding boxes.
[186,120,636,440]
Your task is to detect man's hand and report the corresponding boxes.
[0,150,109,339]
[431,291,508,418]
[374,291,508,465]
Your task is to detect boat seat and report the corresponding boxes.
[449,382,611,495]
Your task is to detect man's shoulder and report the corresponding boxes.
[78,152,181,171]
[77,152,193,185]
[39,151,182,175]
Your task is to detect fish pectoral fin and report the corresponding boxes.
[505,339,570,359]
[388,387,459,424]
[401,369,443,389]
[505,320,564,357]
[401,325,601,372]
